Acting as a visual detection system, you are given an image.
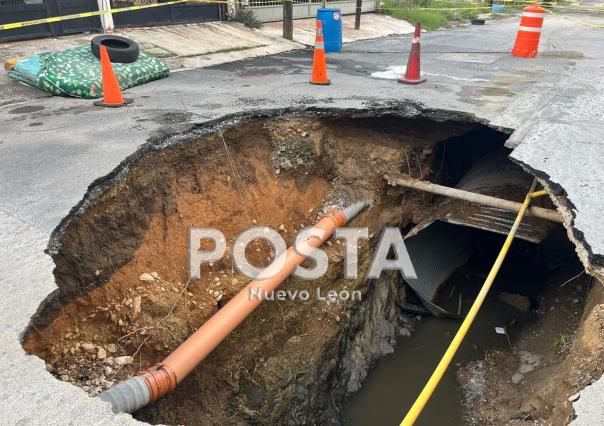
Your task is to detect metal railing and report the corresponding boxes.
[247,0,374,22]
[248,0,322,7]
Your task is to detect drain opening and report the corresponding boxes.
[22,113,602,426]
[345,225,595,426]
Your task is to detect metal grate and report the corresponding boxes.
[248,0,283,6]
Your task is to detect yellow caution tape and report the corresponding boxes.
[0,0,189,31]
[503,1,604,9]
[543,7,604,28]
[380,5,492,11]
[409,0,604,9]
[2,0,602,32]
[0,0,487,32]
[0,0,295,30]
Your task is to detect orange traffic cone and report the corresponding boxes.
[94,45,133,108]
[511,5,545,58]
[399,22,426,85]
[310,20,330,85]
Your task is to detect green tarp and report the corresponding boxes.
[8,44,169,98]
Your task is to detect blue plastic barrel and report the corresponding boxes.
[492,4,505,13]
[317,8,342,53]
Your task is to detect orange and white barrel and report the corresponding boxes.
[512,5,545,58]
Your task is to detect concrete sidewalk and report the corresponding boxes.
[0,21,303,72]
[0,20,303,105]
[0,13,413,73]
[259,14,416,46]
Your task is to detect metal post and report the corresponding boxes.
[97,0,114,31]
[354,0,362,30]
[283,0,293,40]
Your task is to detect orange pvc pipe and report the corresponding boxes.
[143,209,354,400]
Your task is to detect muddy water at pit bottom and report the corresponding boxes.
[343,292,530,426]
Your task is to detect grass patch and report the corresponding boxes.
[379,0,486,30]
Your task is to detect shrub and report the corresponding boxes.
[380,0,482,30]
[230,8,263,29]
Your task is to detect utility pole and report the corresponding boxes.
[283,0,293,40]
[354,0,362,30]
[97,0,114,31]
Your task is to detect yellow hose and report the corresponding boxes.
[400,181,547,426]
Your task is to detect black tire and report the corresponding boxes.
[91,35,140,64]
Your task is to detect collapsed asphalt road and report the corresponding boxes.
[0,14,603,425]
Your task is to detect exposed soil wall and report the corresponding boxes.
[24,113,491,425]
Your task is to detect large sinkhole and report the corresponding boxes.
[23,113,601,425]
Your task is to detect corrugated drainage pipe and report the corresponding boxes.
[99,199,369,413]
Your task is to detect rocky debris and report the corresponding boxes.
[517,351,540,374]
[97,347,107,360]
[140,273,155,282]
[207,288,224,303]
[516,394,544,419]
[80,343,96,353]
[114,356,134,367]
[318,186,358,217]
[130,295,142,320]
[498,292,531,312]
[458,360,487,425]
[269,136,315,172]
[512,373,524,384]
[48,348,126,396]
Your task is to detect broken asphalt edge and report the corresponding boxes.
[46,102,502,258]
[511,156,604,283]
